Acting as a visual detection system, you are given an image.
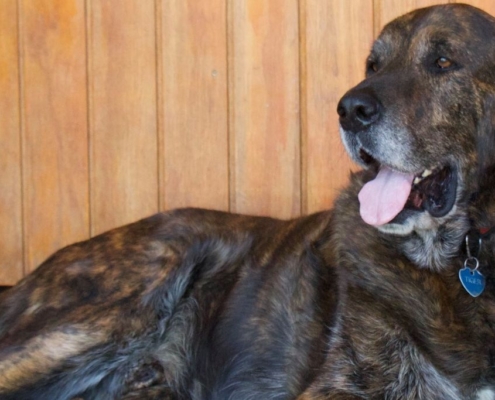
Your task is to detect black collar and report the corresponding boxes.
[465,226,495,259]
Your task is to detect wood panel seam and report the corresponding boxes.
[227,0,236,213]
[373,0,381,38]
[85,0,95,232]
[85,0,93,238]
[298,0,308,216]
[225,0,232,213]
[155,0,164,211]
[16,0,26,277]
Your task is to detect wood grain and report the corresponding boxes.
[159,0,229,212]
[20,0,89,273]
[375,0,449,35]
[229,0,301,219]
[453,0,495,16]
[302,0,372,214]
[88,0,158,235]
[2,1,495,282]
[0,2,23,284]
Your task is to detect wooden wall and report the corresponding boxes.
[1,0,494,285]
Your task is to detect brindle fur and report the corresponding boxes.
[2,4,495,400]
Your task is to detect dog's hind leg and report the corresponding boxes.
[0,211,254,399]
[0,288,155,400]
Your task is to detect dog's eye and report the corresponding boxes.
[436,57,453,69]
[366,60,379,74]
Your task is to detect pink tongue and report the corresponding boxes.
[358,167,415,226]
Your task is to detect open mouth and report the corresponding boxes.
[357,149,458,226]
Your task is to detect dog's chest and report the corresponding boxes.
[477,388,495,400]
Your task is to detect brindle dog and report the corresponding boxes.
[2,4,495,400]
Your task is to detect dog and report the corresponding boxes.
[2,3,495,399]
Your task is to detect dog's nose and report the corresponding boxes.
[337,91,381,133]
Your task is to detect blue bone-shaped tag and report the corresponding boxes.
[459,267,485,297]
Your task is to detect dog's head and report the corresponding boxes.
[338,4,495,269]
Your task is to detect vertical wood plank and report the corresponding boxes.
[302,0,372,214]
[375,0,449,35]
[0,1,23,284]
[452,1,495,16]
[159,0,229,212]
[229,0,301,219]
[89,0,158,235]
[20,0,89,272]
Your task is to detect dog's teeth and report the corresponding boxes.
[413,169,433,185]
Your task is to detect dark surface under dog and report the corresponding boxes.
[2,3,495,400]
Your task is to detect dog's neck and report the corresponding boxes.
[469,167,495,230]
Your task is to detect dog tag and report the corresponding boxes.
[459,266,485,297]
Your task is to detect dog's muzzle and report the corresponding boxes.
[337,88,382,133]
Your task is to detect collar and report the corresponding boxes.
[465,226,495,259]
[476,227,495,238]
